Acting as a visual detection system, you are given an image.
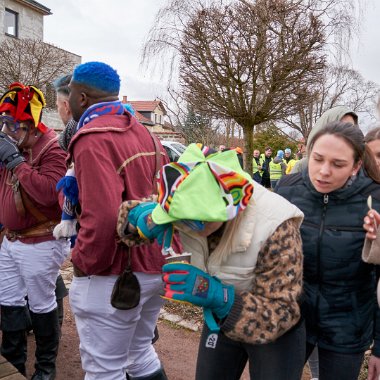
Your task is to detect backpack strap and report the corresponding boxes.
[10,174,48,222]
[20,186,48,222]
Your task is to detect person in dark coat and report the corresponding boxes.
[276,121,380,380]
[260,146,272,188]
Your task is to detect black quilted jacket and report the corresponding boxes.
[276,169,380,355]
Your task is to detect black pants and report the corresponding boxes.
[305,342,364,380]
[261,175,271,189]
[252,172,262,184]
[195,320,305,380]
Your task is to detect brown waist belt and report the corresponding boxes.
[72,264,88,278]
[5,220,60,242]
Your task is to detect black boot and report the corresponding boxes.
[30,308,60,380]
[56,298,64,339]
[151,325,159,344]
[127,367,168,380]
[0,305,30,376]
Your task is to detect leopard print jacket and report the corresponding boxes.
[221,218,303,344]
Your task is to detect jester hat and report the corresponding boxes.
[152,143,254,225]
[0,82,47,133]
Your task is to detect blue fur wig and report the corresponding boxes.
[72,61,120,94]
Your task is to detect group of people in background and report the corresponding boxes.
[252,146,302,188]
[251,106,360,193]
[0,58,380,380]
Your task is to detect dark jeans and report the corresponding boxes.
[270,179,279,190]
[196,320,305,380]
[261,175,271,189]
[305,343,364,380]
[253,172,262,184]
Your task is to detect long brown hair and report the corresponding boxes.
[308,121,380,183]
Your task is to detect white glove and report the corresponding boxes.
[53,219,77,240]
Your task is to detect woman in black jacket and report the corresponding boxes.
[276,121,380,380]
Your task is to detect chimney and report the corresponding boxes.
[122,95,128,103]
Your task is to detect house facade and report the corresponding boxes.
[0,0,81,131]
[0,0,50,41]
[122,96,184,142]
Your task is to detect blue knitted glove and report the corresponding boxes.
[56,174,79,205]
[54,166,78,239]
[128,202,173,252]
[162,263,234,331]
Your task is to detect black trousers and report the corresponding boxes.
[261,175,271,189]
[305,342,364,380]
[196,320,306,380]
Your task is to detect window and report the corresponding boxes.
[4,9,18,37]
[154,114,162,124]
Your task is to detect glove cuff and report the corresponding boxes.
[218,292,244,333]
[214,283,235,319]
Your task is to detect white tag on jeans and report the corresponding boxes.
[205,333,218,349]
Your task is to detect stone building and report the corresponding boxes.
[0,0,81,131]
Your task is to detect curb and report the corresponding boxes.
[159,309,201,332]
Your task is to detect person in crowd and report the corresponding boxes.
[291,106,358,174]
[269,149,286,189]
[52,73,78,244]
[252,149,262,183]
[50,73,78,332]
[260,146,272,188]
[361,126,380,380]
[126,144,306,379]
[66,61,169,380]
[0,83,70,379]
[53,74,78,152]
[276,121,380,380]
[284,148,297,174]
[365,126,380,169]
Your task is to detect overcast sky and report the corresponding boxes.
[41,1,380,108]
[41,0,167,100]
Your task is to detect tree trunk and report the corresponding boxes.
[243,125,254,174]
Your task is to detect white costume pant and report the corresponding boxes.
[0,236,70,313]
[69,272,164,380]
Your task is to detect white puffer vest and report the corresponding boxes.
[179,183,304,291]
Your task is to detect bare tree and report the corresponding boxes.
[144,0,327,172]
[0,38,78,108]
[283,65,380,141]
[162,88,225,146]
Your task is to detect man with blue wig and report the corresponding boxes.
[66,61,169,380]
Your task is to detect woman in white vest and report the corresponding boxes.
[122,143,305,380]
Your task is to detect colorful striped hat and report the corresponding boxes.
[152,143,253,225]
[0,82,47,132]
